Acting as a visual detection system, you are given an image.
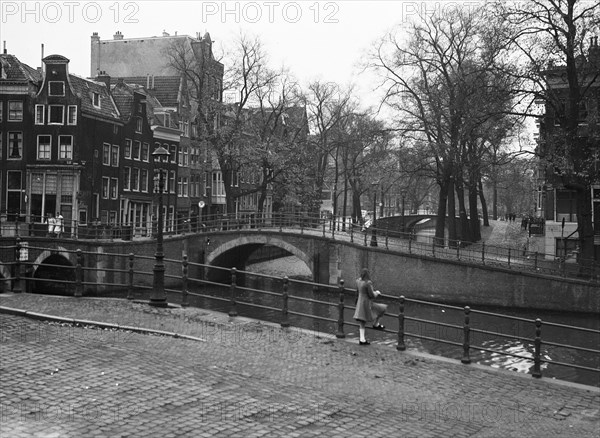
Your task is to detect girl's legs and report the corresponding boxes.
[358,321,366,342]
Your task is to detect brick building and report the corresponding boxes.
[536,37,600,261]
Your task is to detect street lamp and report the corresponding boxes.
[150,145,170,307]
[370,182,378,247]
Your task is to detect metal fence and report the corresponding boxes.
[0,242,598,386]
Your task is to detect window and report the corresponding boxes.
[578,100,588,123]
[124,139,132,159]
[49,81,65,96]
[136,117,142,133]
[183,177,189,197]
[92,92,100,108]
[102,177,109,199]
[59,136,73,160]
[67,106,77,125]
[141,143,149,162]
[7,171,22,215]
[110,178,118,199]
[37,135,51,160]
[133,141,141,160]
[48,105,64,124]
[123,167,131,191]
[111,145,119,167]
[169,171,176,193]
[35,105,45,124]
[8,101,23,121]
[141,169,148,192]
[178,177,182,196]
[102,143,110,165]
[169,144,177,163]
[8,132,22,159]
[132,168,140,191]
[0,101,3,121]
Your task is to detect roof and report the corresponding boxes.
[69,74,121,120]
[0,54,41,82]
[113,75,181,107]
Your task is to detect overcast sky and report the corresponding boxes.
[0,0,425,111]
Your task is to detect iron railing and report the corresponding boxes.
[0,242,598,387]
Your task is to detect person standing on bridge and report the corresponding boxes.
[45,213,56,237]
[54,211,63,238]
[353,268,387,345]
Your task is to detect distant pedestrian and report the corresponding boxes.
[45,213,55,237]
[353,268,387,345]
[54,211,63,238]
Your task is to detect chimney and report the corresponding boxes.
[113,31,124,40]
[91,32,100,42]
[96,71,111,90]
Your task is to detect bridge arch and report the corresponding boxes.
[30,247,76,295]
[207,235,312,276]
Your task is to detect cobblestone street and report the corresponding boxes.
[1,293,598,437]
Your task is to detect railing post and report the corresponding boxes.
[350,224,354,243]
[181,255,189,307]
[322,220,326,238]
[408,233,412,254]
[508,248,511,268]
[456,240,460,260]
[331,217,335,240]
[532,318,542,378]
[127,253,135,300]
[364,230,367,246]
[432,238,436,257]
[281,276,290,328]
[534,252,538,271]
[336,279,345,338]
[12,238,22,293]
[385,228,389,250]
[229,268,238,317]
[482,242,485,265]
[75,249,83,297]
[461,306,471,364]
[397,295,406,351]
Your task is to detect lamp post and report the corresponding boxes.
[150,145,170,307]
[370,182,378,247]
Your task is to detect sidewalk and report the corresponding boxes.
[1,293,598,437]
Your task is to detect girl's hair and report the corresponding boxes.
[360,268,370,280]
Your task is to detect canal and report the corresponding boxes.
[96,255,598,387]
[177,256,599,388]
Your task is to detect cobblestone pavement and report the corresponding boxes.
[1,293,599,437]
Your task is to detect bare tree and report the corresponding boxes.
[371,5,516,246]
[495,0,600,272]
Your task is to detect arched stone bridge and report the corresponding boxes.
[0,228,597,313]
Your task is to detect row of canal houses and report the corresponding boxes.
[0,32,239,237]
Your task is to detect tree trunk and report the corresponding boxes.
[447,176,457,248]
[575,187,595,278]
[469,179,481,241]
[455,173,472,244]
[435,180,448,247]
[478,178,490,227]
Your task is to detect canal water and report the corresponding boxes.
[171,256,599,388]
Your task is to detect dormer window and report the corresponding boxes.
[92,92,100,108]
[136,117,143,133]
[49,81,65,96]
